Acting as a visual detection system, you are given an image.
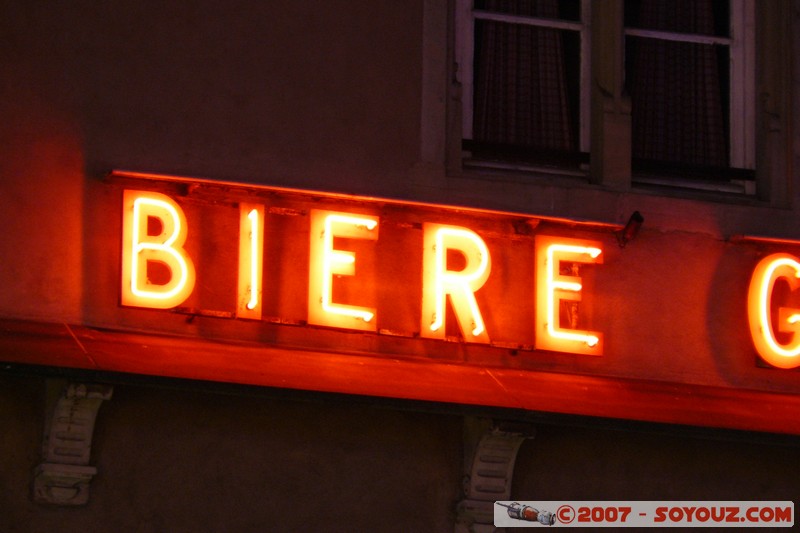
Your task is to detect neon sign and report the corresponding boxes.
[121,190,196,309]
[308,210,379,331]
[237,204,264,319]
[535,235,603,356]
[421,224,491,344]
[120,188,800,368]
[121,189,604,356]
[748,253,800,369]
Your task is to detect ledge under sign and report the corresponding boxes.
[2,318,800,436]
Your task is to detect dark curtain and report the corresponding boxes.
[473,0,575,152]
[628,0,728,167]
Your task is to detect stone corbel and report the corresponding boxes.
[33,380,113,505]
[455,418,535,533]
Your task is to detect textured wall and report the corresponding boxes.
[2,373,798,531]
[0,0,422,324]
[1,1,799,530]
[0,374,462,532]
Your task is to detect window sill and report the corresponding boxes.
[455,157,772,214]
[632,173,756,196]
[463,157,588,180]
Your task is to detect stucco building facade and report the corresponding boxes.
[1,1,798,531]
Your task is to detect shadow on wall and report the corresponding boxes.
[0,85,85,323]
[0,0,424,329]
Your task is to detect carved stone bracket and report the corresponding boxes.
[33,381,113,505]
[455,419,535,533]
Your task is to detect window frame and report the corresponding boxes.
[455,0,592,155]
[449,0,773,200]
[622,0,755,171]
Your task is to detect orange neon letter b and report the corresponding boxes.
[121,190,196,309]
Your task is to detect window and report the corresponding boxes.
[624,0,755,189]
[456,0,590,171]
[453,0,770,196]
